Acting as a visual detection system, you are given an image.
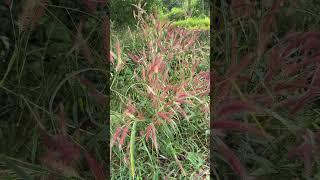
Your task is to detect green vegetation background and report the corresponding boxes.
[110,0,210,30]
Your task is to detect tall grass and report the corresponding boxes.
[110,10,209,179]
[0,0,109,179]
[212,0,320,179]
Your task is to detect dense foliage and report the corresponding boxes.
[110,0,163,28]
[110,0,210,30]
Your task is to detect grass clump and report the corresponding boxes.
[110,10,209,179]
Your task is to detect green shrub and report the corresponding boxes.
[161,7,186,21]
[110,0,163,28]
[159,0,210,28]
[185,0,210,17]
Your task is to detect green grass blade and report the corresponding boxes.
[130,121,137,178]
[2,156,34,180]
[0,46,18,86]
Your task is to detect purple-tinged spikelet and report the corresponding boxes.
[216,140,249,179]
